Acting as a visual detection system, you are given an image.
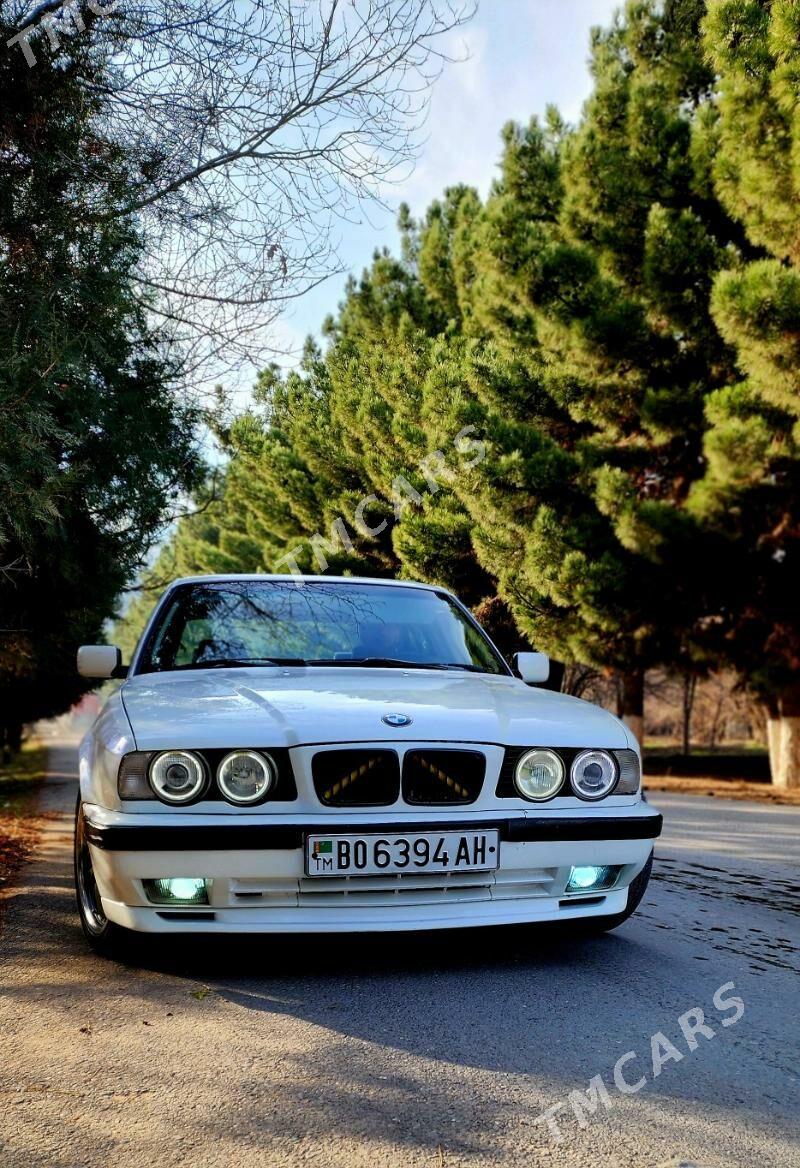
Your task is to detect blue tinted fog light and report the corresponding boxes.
[143,877,209,905]
[566,865,620,893]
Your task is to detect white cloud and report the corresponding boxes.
[400,22,498,208]
[384,0,619,214]
[284,0,621,348]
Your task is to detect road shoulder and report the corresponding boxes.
[0,745,49,902]
[645,774,800,806]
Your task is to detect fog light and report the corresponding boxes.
[566,865,620,893]
[143,877,209,905]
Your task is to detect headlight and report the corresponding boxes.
[149,750,206,804]
[570,749,617,800]
[514,748,565,801]
[217,750,276,804]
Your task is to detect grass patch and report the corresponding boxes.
[643,746,770,781]
[0,744,48,814]
[645,742,768,757]
[0,743,48,892]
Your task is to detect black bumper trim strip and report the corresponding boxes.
[156,910,216,921]
[85,813,662,852]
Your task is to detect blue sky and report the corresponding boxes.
[265,0,620,380]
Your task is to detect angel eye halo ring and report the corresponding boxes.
[217,750,276,805]
[148,750,206,804]
[570,749,618,800]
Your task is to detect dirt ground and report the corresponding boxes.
[0,746,47,902]
[644,774,800,807]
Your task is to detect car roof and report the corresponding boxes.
[166,574,453,596]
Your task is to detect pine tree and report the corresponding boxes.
[687,0,800,786]
[398,1,742,741]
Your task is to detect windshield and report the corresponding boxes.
[138,580,508,676]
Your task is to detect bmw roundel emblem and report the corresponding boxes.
[382,712,413,727]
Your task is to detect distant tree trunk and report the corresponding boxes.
[681,674,697,756]
[1,722,15,764]
[7,721,22,756]
[707,690,726,752]
[0,719,23,763]
[618,670,645,746]
[772,685,800,790]
[562,664,600,699]
[765,697,781,780]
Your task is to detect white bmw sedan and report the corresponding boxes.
[74,575,661,954]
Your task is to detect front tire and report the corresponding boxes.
[74,797,129,958]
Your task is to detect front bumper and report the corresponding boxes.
[84,805,662,934]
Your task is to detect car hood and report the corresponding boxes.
[120,667,631,751]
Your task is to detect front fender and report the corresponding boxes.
[79,689,136,810]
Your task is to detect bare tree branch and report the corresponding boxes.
[10,0,476,380]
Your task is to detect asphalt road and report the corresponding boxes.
[1,744,798,1168]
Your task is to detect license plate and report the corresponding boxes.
[305,830,500,877]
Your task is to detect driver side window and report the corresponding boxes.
[175,619,212,665]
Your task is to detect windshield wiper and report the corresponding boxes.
[438,662,493,673]
[179,656,308,670]
[316,657,489,672]
[308,656,440,669]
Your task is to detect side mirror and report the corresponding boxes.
[514,651,550,684]
[77,645,127,680]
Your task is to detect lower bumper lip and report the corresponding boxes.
[84,813,663,852]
